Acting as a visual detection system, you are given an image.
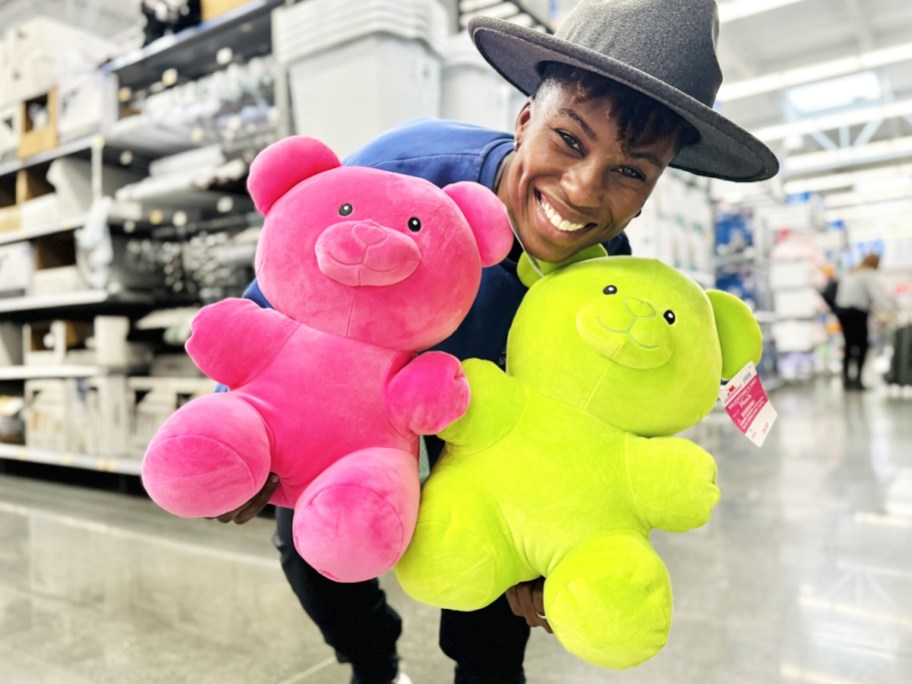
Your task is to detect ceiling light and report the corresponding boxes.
[718,41,912,102]
[784,135,912,175]
[783,163,912,194]
[718,0,809,23]
[785,72,881,115]
[752,97,912,142]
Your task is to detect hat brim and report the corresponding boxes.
[470,17,779,182]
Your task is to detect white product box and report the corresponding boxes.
[19,194,62,229]
[0,242,33,294]
[24,378,79,452]
[0,100,19,161]
[29,265,85,297]
[47,157,143,218]
[82,375,130,456]
[57,71,118,142]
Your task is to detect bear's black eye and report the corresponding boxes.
[663,310,676,325]
[603,285,617,295]
[407,217,422,232]
[338,203,353,216]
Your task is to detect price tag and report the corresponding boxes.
[719,361,777,447]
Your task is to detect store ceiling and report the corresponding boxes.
[711,0,912,227]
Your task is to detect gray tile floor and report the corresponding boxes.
[1,376,911,683]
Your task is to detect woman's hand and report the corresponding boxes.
[505,577,552,633]
[211,474,279,524]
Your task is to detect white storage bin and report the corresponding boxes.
[773,288,820,319]
[770,260,812,289]
[771,320,817,353]
[0,242,33,295]
[441,32,514,130]
[275,0,446,156]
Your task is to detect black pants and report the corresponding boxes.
[274,506,529,684]
[837,307,870,385]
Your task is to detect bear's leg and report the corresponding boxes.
[544,533,672,670]
[292,447,420,583]
[394,465,519,611]
[141,393,271,518]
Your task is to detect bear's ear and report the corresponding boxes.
[706,289,763,381]
[247,136,341,215]
[442,182,514,266]
[516,245,609,287]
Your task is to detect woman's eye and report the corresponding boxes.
[559,131,582,153]
[407,217,422,232]
[339,203,353,216]
[603,285,617,295]
[663,310,676,325]
[618,167,645,181]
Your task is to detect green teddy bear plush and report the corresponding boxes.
[395,255,762,670]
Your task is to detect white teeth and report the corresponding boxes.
[540,196,587,232]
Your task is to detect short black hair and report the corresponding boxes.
[536,62,700,155]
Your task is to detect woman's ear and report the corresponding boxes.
[513,100,533,148]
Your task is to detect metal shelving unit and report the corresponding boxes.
[0,1,282,475]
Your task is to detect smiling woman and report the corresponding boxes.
[494,66,688,263]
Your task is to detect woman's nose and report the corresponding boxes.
[562,161,604,208]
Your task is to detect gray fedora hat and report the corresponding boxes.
[469,0,779,182]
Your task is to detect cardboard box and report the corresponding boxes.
[23,320,92,366]
[18,89,59,159]
[201,0,250,22]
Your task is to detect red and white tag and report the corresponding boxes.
[719,361,777,447]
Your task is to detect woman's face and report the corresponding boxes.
[498,83,679,263]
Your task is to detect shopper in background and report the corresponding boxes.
[216,1,778,683]
[835,253,891,390]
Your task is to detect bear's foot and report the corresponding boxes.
[545,533,672,670]
[292,447,420,583]
[141,394,271,518]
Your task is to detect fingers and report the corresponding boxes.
[211,474,280,524]
[505,578,551,633]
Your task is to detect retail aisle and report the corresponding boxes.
[0,378,910,684]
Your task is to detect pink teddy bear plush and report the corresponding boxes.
[141,136,513,582]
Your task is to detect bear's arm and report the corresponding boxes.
[186,298,299,388]
[436,358,524,452]
[624,434,721,533]
[386,351,470,436]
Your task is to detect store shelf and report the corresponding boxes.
[0,365,128,381]
[0,216,88,246]
[0,289,155,315]
[0,443,140,475]
[105,0,281,91]
[0,136,97,178]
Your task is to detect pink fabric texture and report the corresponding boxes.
[141,136,513,582]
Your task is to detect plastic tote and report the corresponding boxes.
[273,0,446,157]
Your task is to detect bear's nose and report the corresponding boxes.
[354,222,387,246]
[624,298,655,319]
